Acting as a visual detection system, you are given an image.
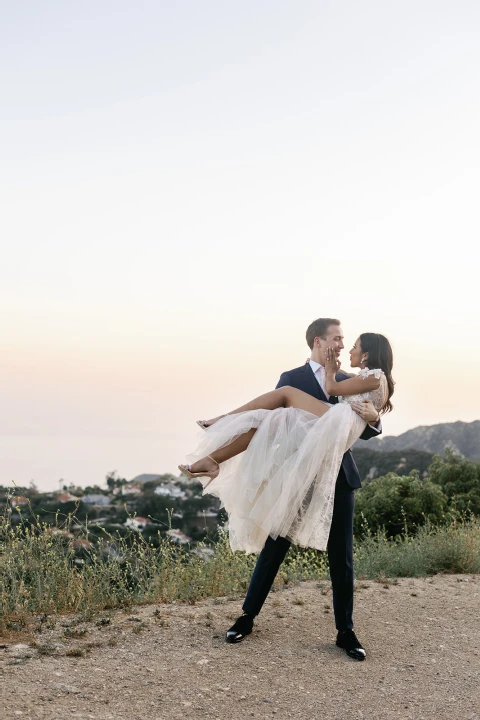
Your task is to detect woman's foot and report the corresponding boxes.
[196,415,226,429]
[188,456,219,475]
[178,456,220,486]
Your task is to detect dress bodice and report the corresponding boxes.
[338,368,387,412]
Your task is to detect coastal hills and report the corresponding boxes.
[354,420,480,462]
[352,447,434,482]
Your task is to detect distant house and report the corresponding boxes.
[121,484,143,497]
[73,537,93,550]
[82,494,111,506]
[50,529,74,539]
[165,529,191,545]
[125,516,151,530]
[189,510,219,531]
[11,496,29,507]
[56,492,79,503]
[154,483,186,499]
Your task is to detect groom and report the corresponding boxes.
[225,318,382,660]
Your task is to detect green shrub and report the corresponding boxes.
[428,448,480,515]
[354,470,447,537]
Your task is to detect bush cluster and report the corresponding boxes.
[354,449,480,537]
[427,449,480,515]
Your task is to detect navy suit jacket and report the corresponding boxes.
[276,363,382,490]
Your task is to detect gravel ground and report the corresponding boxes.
[1,574,479,720]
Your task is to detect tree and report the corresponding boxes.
[29,480,39,494]
[354,470,447,537]
[106,472,127,492]
[428,448,480,515]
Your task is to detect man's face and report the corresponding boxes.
[317,324,344,363]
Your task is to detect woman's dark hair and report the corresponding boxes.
[359,333,395,414]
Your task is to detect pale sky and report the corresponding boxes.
[2,1,480,491]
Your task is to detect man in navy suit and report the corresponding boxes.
[225,318,382,660]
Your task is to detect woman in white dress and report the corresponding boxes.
[179,333,394,554]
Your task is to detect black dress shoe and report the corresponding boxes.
[336,629,366,661]
[225,613,254,643]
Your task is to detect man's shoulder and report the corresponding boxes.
[280,364,310,378]
[276,364,311,390]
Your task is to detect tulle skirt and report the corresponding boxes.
[186,403,366,553]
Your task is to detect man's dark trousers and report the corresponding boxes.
[242,468,355,631]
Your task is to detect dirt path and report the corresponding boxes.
[1,574,479,720]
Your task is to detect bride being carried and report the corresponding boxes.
[179,332,394,555]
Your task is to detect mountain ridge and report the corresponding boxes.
[355,419,480,461]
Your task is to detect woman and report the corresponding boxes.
[179,333,394,554]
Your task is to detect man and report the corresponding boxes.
[225,318,381,660]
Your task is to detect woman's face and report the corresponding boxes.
[349,337,364,368]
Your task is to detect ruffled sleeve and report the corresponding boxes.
[359,367,384,380]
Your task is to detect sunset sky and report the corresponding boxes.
[2,1,479,491]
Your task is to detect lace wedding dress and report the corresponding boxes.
[186,368,387,554]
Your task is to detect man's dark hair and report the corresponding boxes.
[305,318,341,350]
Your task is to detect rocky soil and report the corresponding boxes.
[1,574,479,720]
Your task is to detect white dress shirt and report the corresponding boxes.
[308,359,331,401]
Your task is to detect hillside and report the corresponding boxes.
[355,419,480,461]
[352,447,434,481]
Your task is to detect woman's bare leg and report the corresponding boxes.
[205,387,331,426]
[186,429,257,476]
[188,388,330,474]
[224,386,331,419]
[210,429,257,464]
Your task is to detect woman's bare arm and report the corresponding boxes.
[325,348,381,396]
[325,372,381,397]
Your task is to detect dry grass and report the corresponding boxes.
[1,508,480,634]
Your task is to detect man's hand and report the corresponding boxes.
[350,399,379,424]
